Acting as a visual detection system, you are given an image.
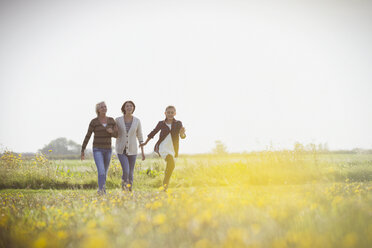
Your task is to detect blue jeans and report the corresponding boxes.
[117,153,137,187]
[93,148,112,191]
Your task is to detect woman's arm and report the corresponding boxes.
[81,120,94,160]
[137,120,145,160]
[111,119,119,138]
[140,121,162,147]
[136,119,144,144]
[106,118,118,138]
[179,121,186,139]
[140,145,145,160]
[180,127,186,139]
[140,137,151,147]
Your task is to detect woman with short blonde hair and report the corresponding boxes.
[81,101,118,195]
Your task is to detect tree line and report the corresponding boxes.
[2,138,371,160]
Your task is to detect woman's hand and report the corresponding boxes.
[106,127,113,133]
[140,141,146,160]
[180,127,186,138]
[180,127,186,134]
[140,138,151,147]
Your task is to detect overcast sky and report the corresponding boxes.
[1,0,371,154]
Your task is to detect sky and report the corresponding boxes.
[0,0,371,154]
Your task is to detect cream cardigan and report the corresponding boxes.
[115,116,144,155]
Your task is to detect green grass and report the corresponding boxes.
[1,153,372,190]
[1,152,372,247]
[1,184,372,248]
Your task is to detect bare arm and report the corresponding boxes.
[140,137,151,147]
[140,121,162,147]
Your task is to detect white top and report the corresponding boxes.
[102,123,107,127]
[159,123,175,159]
[115,116,144,155]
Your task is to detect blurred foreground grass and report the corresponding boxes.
[1,151,372,247]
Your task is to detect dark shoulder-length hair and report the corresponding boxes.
[121,101,136,114]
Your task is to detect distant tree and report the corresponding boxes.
[318,143,323,152]
[39,137,80,155]
[293,142,305,153]
[352,148,364,154]
[305,143,317,153]
[323,142,329,152]
[212,140,228,154]
[317,142,330,153]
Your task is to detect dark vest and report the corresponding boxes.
[147,118,185,157]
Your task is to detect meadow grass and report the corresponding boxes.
[0,151,372,247]
[1,152,372,190]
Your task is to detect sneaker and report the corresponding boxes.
[163,184,168,192]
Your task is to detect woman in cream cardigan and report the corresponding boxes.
[115,101,145,191]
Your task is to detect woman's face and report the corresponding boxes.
[125,103,134,114]
[98,103,107,115]
[165,108,176,120]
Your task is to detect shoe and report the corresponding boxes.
[121,179,127,191]
[163,184,168,192]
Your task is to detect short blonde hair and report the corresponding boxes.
[95,101,106,116]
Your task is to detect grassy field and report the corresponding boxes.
[1,151,372,247]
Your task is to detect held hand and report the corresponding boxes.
[106,127,113,133]
[81,153,85,161]
[180,127,186,135]
[139,142,147,147]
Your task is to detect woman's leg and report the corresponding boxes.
[117,153,130,188]
[103,149,112,176]
[128,155,137,191]
[163,155,175,190]
[93,148,105,192]
[102,149,112,192]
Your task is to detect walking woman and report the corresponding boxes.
[115,101,145,192]
[81,101,118,195]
